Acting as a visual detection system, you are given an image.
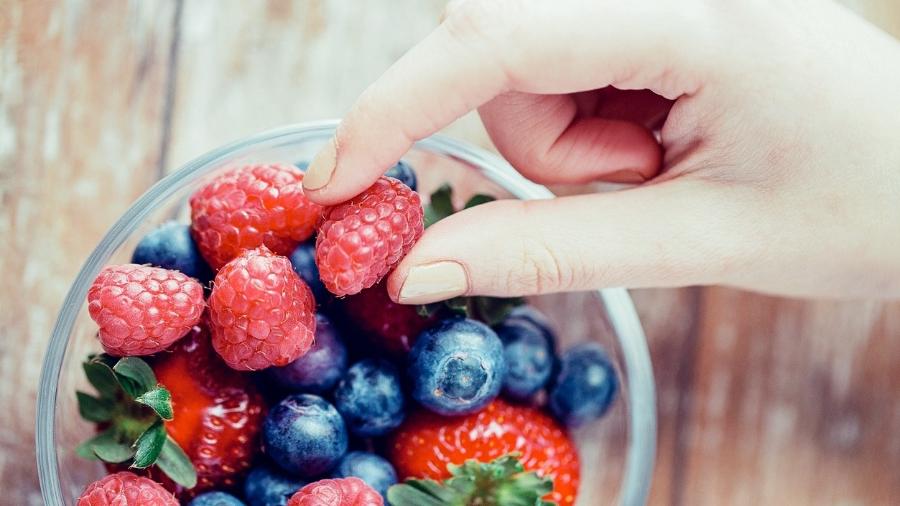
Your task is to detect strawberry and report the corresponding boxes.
[151,323,266,496]
[208,246,316,370]
[88,264,204,356]
[341,281,436,355]
[287,477,383,506]
[388,399,580,506]
[77,472,177,506]
[387,455,552,506]
[316,177,423,296]
[190,164,321,270]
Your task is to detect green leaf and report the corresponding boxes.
[135,387,174,421]
[474,296,524,327]
[131,419,166,469]
[387,454,555,506]
[156,436,197,489]
[113,357,158,399]
[83,360,120,399]
[388,479,459,506]
[424,184,455,228]
[78,428,136,463]
[76,391,114,423]
[463,193,495,209]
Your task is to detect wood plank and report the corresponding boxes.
[0,1,177,503]
[680,291,900,505]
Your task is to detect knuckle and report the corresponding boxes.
[443,0,520,47]
[507,201,575,294]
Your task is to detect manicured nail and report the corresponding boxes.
[303,138,337,190]
[397,261,468,304]
[606,169,647,184]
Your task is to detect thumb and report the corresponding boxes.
[387,179,754,304]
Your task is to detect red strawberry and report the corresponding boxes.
[77,472,177,506]
[316,176,423,296]
[190,164,321,270]
[208,246,316,370]
[88,264,204,356]
[287,477,383,506]
[341,281,436,354]
[389,399,580,506]
[151,323,266,496]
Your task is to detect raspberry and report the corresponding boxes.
[209,247,316,370]
[316,177,423,296]
[341,282,436,355]
[190,164,322,270]
[77,472,178,506]
[87,265,204,356]
[287,477,383,506]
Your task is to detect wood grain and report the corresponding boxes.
[2,0,900,504]
[0,1,178,504]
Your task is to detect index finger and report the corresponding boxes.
[301,14,510,204]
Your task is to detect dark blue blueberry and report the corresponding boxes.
[332,451,397,499]
[495,317,556,401]
[289,241,329,303]
[408,317,506,416]
[131,221,212,283]
[294,160,310,171]
[269,314,347,394]
[333,359,405,437]
[505,305,557,351]
[243,464,306,506]
[189,492,245,506]
[384,160,417,191]
[549,342,618,428]
[263,394,348,478]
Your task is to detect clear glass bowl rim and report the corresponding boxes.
[36,119,657,506]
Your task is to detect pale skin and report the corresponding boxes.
[302,0,900,304]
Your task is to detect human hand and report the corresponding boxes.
[302,0,900,303]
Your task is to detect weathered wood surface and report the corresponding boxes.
[2,1,900,505]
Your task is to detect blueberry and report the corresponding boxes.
[289,241,329,303]
[333,359,405,437]
[131,221,212,283]
[269,314,347,394]
[384,160,417,191]
[408,317,506,416]
[332,451,397,499]
[189,492,246,506]
[295,160,310,171]
[495,317,556,401]
[549,343,618,427]
[243,464,306,506]
[263,394,349,478]
[505,305,557,350]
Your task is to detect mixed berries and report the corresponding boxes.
[77,160,619,505]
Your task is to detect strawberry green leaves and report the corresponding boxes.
[418,185,522,326]
[387,454,555,506]
[75,354,196,489]
[156,436,198,488]
[132,420,167,468]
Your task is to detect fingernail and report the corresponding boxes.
[397,261,468,304]
[303,138,337,190]
[606,169,647,184]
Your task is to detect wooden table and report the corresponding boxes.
[3,1,900,504]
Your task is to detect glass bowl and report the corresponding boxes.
[36,120,656,505]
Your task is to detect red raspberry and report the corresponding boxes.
[190,164,322,270]
[316,177,423,296]
[87,265,204,356]
[77,472,177,506]
[342,281,436,354]
[287,477,383,506]
[209,246,316,370]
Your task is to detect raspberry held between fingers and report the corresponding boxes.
[316,176,423,297]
